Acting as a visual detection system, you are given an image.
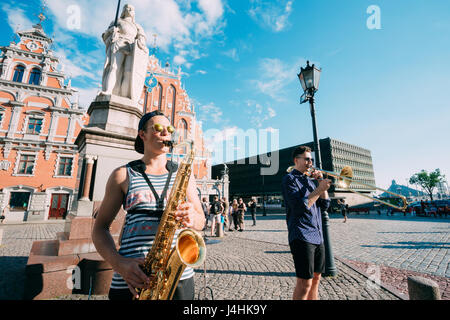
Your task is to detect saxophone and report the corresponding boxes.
[136,140,206,300]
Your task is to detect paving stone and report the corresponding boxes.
[1,213,449,300]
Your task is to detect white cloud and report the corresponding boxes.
[249,0,294,32]
[198,0,224,24]
[53,48,99,81]
[173,54,187,66]
[197,102,224,124]
[222,48,239,61]
[2,3,34,33]
[250,57,306,101]
[245,99,277,128]
[45,0,225,69]
[72,86,100,110]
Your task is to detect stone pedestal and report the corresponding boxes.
[24,202,126,300]
[25,96,142,299]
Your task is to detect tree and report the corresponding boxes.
[409,169,445,201]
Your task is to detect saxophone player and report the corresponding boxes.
[92,111,206,300]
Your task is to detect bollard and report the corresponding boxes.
[215,221,223,237]
[407,276,441,300]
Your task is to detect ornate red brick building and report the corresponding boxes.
[142,54,211,182]
[1,21,221,224]
[0,21,88,222]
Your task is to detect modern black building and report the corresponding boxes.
[212,137,376,207]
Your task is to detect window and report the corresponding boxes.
[157,83,163,110]
[9,192,31,211]
[12,65,25,82]
[170,85,176,125]
[179,118,188,140]
[18,154,36,174]
[28,68,41,85]
[178,119,188,154]
[26,117,43,134]
[57,157,73,176]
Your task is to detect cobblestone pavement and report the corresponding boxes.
[228,212,450,277]
[341,258,450,300]
[194,235,399,300]
[225,212,449,299]
[0,212,448,300]
[0,222,65,300]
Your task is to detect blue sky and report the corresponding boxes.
[1,0,449,191]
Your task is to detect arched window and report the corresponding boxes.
[12,65,25,82]
[170,85,176,125]
[28,68,41,85]
[179,118,188,140]
[157,83,163,111]
[178,118,188,154]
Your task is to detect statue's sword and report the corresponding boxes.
[114,0,122,27]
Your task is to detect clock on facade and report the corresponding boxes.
[26,41,40,51]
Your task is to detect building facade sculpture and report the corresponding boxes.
[99,4,148,102]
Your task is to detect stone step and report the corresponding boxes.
[25,248,114,300]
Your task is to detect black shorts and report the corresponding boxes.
[289,239,325,279]
[108,276,195,300]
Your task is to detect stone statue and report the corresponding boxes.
[99,4,149,102]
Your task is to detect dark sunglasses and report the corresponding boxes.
[151,123,175,134]
[296,156,314,163]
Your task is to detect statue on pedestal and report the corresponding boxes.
[99,4,149,102]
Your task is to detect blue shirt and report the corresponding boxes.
[281,168,331,245]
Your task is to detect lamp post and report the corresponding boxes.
[261,158,271,216]
[298,60,337,277]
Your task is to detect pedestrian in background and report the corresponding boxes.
[338,199,348,223]
[248,197,257,226]
[201,198,210,230]
[232,199,239,231]
[0,205,8,223]
[221,197,230,232]
[210,196,224,236]
[237,198,246,232]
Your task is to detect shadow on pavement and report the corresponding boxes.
[264,251,291,254]
[198,269,295,278]
[0,256,27,300]
[361,241,450,249]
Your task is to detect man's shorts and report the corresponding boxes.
[211,214,221,224]
[289,239,325,279]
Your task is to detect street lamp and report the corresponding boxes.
[298,60,337,277]
[298,61,322,169]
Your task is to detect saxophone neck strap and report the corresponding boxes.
[128,159,178,210]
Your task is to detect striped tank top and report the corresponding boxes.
[110,162,194,290]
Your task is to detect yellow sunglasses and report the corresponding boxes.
[151,123,175,134]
